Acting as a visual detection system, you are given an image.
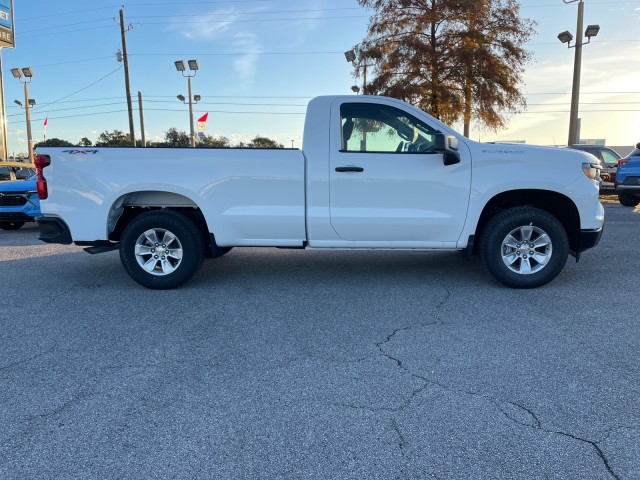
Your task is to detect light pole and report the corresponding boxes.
[558,0,600,146]
[10,67,35,163]
[175,59,200,147]
[344,49,369,95]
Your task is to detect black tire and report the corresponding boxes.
[480,207,569,289]
[119,210,205,289]
[618,193,640,207]
[0,221,25,230]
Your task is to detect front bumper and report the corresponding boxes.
[0,212,34,223]
[577,227,604,253]
[0,193,40,223]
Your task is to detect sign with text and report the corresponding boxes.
[0,0,14,48]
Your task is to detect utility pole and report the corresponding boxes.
[119,8,136,147]
[568,0,584,146]
[0,52,8,160]
[23,81,33,163]
[138,91,146,147]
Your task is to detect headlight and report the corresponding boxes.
[582,162,601,180]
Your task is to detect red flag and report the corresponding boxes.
[197,113,208,137]
[44,117,48,126]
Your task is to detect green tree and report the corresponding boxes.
[34,138,74,148]
[353,0,535,136]
[95,130,132,147]
[78,137,93,146]
[162,127,191,147]
[238,136,284,149]
[198,134,230,148]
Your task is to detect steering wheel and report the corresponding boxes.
[415,141,433,153]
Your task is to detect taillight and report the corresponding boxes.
[34,154,51,170]
[618,158,629,167]
[34,154,51,200]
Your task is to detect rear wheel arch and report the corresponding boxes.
[106,191,215,250]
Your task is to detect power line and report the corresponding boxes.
[8,100,307,119]
[27,108,306,122]
[38,67,124,109]
[126,0,279,5]
[135,15,368,25]
[128,7,363,19]
[129,51,343,57]
[18,13,368,39]
[521,1,638,7]
[20,7,363,34]
[19,25,118,39]
[19,1,280,21]
[145,100,307,107]
[31,56,116,69]
[19,18,115,35]
[20,6,120,21]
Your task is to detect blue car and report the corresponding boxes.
[0,175,40,230]
[615,147,640,207]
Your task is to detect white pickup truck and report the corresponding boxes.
[34,95,604,289]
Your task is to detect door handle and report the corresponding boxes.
[335,166,364,173]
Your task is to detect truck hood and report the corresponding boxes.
[475,142,598,164]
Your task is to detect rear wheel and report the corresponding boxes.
[618,193,640,207]
[0,221,25,230]
[119,211,205,289]
[480,207,569,289]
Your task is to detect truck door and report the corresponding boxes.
[329,101,471,243]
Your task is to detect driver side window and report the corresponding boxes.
[340,103,436,153]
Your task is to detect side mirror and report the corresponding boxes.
[434,133,461,166]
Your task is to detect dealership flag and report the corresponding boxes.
[43,117,48,140]
[197,113,208,138]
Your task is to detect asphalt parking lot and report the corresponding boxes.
[1,201,638,479]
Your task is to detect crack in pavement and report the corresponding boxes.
[556,431,621,480]
[391,418,408,457]
[0,342,58,374]
[372,287,623,479]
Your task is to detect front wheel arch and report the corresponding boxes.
[474,190,581,255]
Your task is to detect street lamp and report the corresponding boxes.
[174,59,200,147]
[344,49,369,95]
[351,85,360,94]
[11,67,36,163]
[558,0,600,145]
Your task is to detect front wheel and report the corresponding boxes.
[119,211,205,289]
[0,221,25,230]
[480,207,569,289]
[618,193,640,207]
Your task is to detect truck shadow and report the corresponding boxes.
[197,248,487,289]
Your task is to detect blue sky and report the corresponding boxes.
[2,0,639,155]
